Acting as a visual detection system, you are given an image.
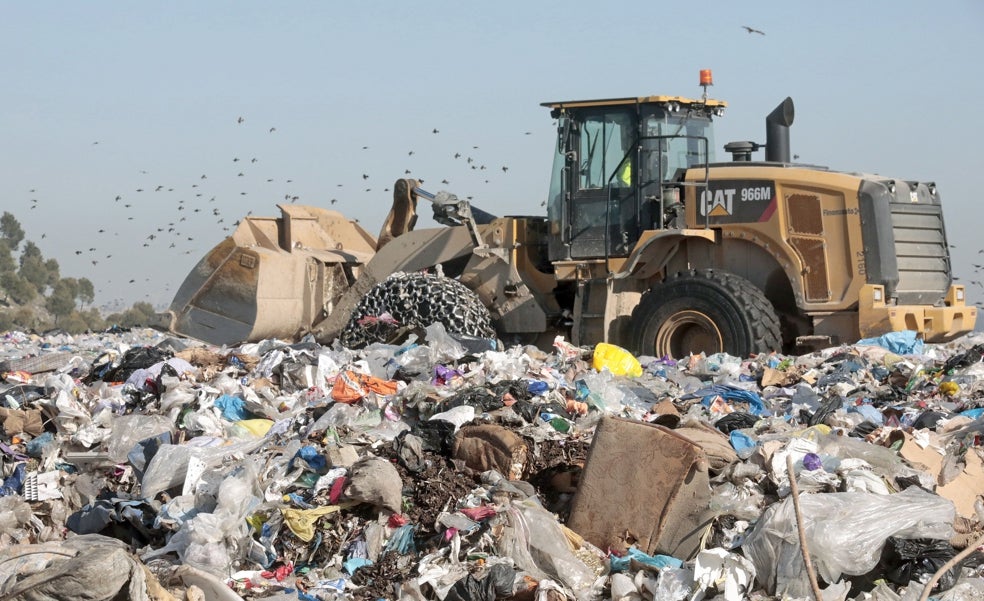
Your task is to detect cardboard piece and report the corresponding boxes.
[761,367,798,388]
[567,416,714,560]
[900,432,984,519]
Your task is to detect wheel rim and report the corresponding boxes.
[655,310,723,357]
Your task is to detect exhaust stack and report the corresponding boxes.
[765,97,795,163]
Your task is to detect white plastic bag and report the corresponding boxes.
[497,500,598,599]
[742,486,955,598]
[105,414,173,463]
[142,463,260,576]
[141,438,264,499]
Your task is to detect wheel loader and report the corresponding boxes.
[164,80,976,357]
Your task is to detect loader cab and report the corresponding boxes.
[543,96,725,262]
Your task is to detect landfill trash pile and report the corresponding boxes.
[1,324,984,601]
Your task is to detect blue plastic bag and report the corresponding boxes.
[214,394,250,421]
[856,330,924,355]
[610,546,683,572]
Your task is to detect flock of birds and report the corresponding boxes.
[19,114,530,313]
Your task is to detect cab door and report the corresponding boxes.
[567,109,639,259]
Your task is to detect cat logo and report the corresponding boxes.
[700,188,736,217]
[698,180,777,222]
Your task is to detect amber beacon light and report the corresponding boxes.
[699,69,714,86]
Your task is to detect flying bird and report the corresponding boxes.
[237,116,245,124]
[742,25,765,35]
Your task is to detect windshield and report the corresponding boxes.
[642,112,715,180]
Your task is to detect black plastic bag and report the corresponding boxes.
[800,395,842,426]
[715,412,760,433]
[942,343,984,373]
[411,419,458,455]
[444,564,517,601]
[849,421,879,438]
[884,538,960,592]
[90,346,172,383]
[435,387,502,413]
[911,410,947,430]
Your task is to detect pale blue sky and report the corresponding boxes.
[2,1,983,312]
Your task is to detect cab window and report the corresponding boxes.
[579,111,634,190]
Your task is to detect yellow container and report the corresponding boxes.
[592,343,643,378]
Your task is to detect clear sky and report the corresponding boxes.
[2,1,983,315]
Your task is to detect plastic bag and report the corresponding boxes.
[709,481,766,521]
[345,456,403,513]
[884,537,961,593]
[424,322,468,363]
[578,371,647,413]
[742,486,955,598]
[105,414,174,463]
[0,495,33,535]
[97,345,172,383]
[592,343,643,378]
[857,330,925,355]
[653,566,694,601]
[496,500,598,598]
[444,563,517,601]
[818,432,931,488]
[142,462,261,576]
[140,438,265,499]
[689,352,744,380]
[159,379,198,414]
[692,548,757,601]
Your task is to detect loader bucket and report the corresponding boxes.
[165,205,375,345]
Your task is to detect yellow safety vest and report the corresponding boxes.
[618,160,632,186]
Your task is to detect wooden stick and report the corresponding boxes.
[917,532,984,601]
[787,454,823,601]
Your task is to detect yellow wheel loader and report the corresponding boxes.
[165,85,975,357]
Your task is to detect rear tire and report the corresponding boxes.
[631,269,782,358]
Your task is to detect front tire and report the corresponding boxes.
[340,271,495,348]
[631,269,782,358]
